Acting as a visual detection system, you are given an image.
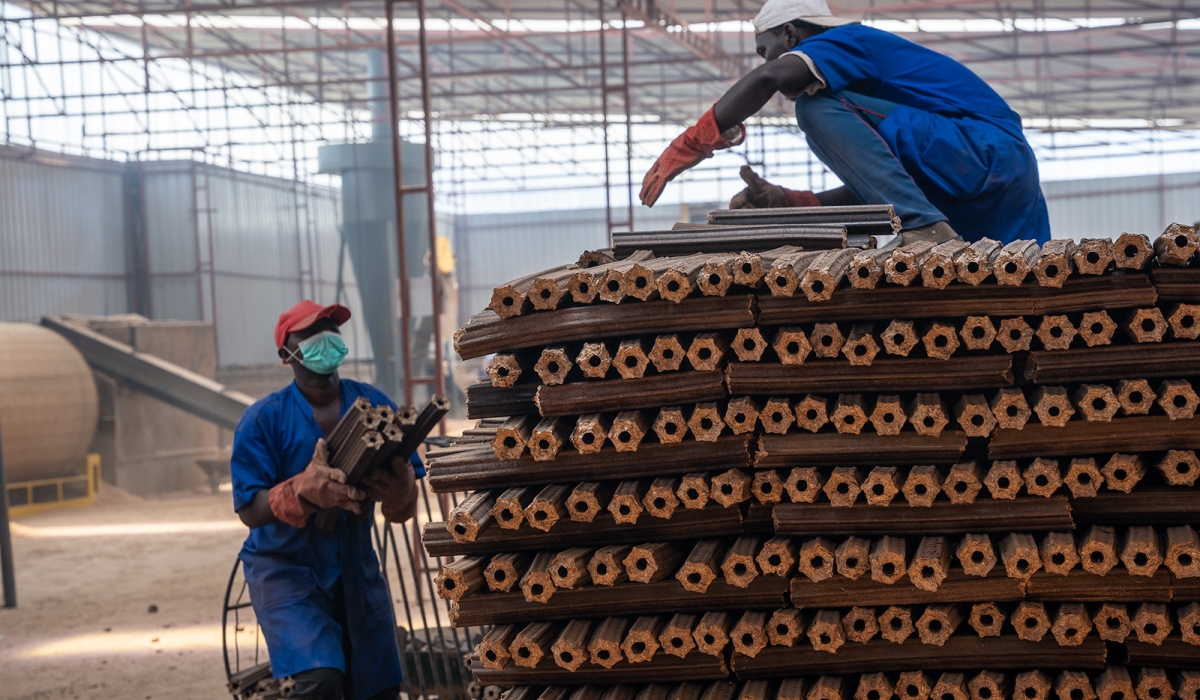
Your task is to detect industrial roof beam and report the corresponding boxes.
[616,0,746,81]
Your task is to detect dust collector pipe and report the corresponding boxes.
[0,323,99,482]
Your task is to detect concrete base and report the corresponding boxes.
[87,316,221,496]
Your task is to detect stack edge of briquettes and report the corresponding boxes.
[424,207,1200,700]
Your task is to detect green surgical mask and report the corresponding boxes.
[286,330,348,375]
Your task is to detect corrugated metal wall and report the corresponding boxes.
[139,161,372,368]
[1044,172,1200,240]
[140,163,201,321]
[451,206,684,325]
[6,142,1198,367]
[0,149,370,369]
[0,147,130,321]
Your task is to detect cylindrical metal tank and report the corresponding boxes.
[0,322,98,482]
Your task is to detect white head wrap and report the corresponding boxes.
[752,0,857,34]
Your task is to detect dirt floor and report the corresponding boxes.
[0,487,251,700]
[0,425,471,700]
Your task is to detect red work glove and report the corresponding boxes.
[268,439,365,528]
[728,165,821,209]
[361,457,419,523]
[640,107,745,207]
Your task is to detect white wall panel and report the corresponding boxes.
[0,147,129,321]
[1044,173,1200,240]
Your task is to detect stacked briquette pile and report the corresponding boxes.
[424,207,1200,700]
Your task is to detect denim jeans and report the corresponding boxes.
[795,90,947,231]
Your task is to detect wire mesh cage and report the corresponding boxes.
[376,484,491,700]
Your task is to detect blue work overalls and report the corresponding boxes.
[789,24,1051,244]
[232,379,424,700]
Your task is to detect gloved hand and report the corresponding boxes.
[268,439,365,528]
[362,456,419,523]
[640,107,745,207]
[728,165,821,209]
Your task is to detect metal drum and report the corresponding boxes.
[0,322,98,481]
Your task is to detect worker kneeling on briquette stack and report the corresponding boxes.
[231,300,422,700]
[640,0,1051,247]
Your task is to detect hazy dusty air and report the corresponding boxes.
[1,0,1198,698]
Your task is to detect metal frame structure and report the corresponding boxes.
[3,1,1196,229]
[1,0,450,400]
[599,0,634,237]
[2,0,1197,695]
[0,422,16,609]
[385,0,446,404]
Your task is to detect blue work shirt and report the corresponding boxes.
[794,24,1051,244]
[231,379,425,700]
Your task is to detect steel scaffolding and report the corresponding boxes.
[2,2,1198,697]
[6,0,1194,224]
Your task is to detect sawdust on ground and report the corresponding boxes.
[0,486,250,700]
[0,423,470,700]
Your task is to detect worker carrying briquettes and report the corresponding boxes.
[231,300,422,700]
[639,0,1051,247]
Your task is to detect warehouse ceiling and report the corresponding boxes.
[8,0,1199,130]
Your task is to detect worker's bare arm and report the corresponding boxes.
[713,55,814,132]
[238,490,278,529]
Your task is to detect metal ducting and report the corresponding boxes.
[317,49,433,402]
